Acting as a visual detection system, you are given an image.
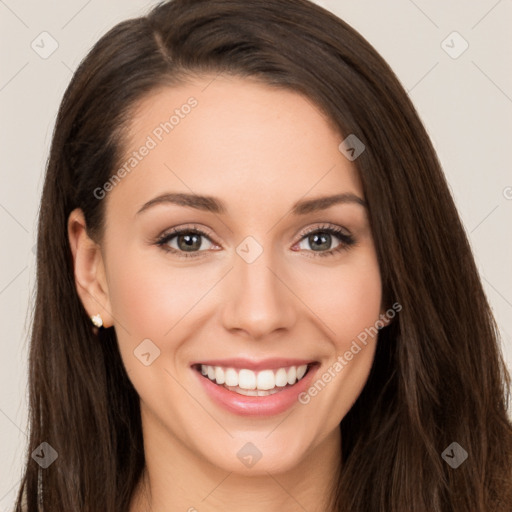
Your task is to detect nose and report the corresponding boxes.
[220,245,297,340]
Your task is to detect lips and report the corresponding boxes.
[190,357,315,371]
[191,358,320,416]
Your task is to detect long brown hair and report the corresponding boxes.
[15,0,512,510]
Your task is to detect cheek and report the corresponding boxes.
[299,254,383,344]
[107,251,212,336]
[337,268,382,340]
[106,251,209,392]
[297,259,382,423]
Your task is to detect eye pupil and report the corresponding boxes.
[178,233,201,251]
[310,233,331,251]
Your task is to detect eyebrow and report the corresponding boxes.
[136,192,367,216]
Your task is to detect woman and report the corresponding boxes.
[15,0,512,510]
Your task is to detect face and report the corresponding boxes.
[71,74,387,476]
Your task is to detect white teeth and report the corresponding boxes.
[240,388,258,396]
[198,363,310,391]
[256,369,275,390]
[215,367,225,385]
[296,365,307,380]
[275,368,288,387]
[224,385,282,396]
[238,369,256,390]
[224,367,238,387]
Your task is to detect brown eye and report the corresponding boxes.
[295,225,356,257]
[156,227,215,258]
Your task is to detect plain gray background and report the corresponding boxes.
[1,0,511,508]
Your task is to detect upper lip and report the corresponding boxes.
[191,358,317,371]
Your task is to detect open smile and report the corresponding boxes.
[191,359,320,416]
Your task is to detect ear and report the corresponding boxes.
[67,208,114,328]
[377,302,394,329]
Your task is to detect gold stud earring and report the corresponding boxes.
[91,314,103,328]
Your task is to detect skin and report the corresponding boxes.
[68,74,389,512]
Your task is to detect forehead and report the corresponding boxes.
[106,74,364,217]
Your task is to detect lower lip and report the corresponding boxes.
[193,364,319,416]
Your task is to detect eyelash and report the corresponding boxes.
[155,223,356,259]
